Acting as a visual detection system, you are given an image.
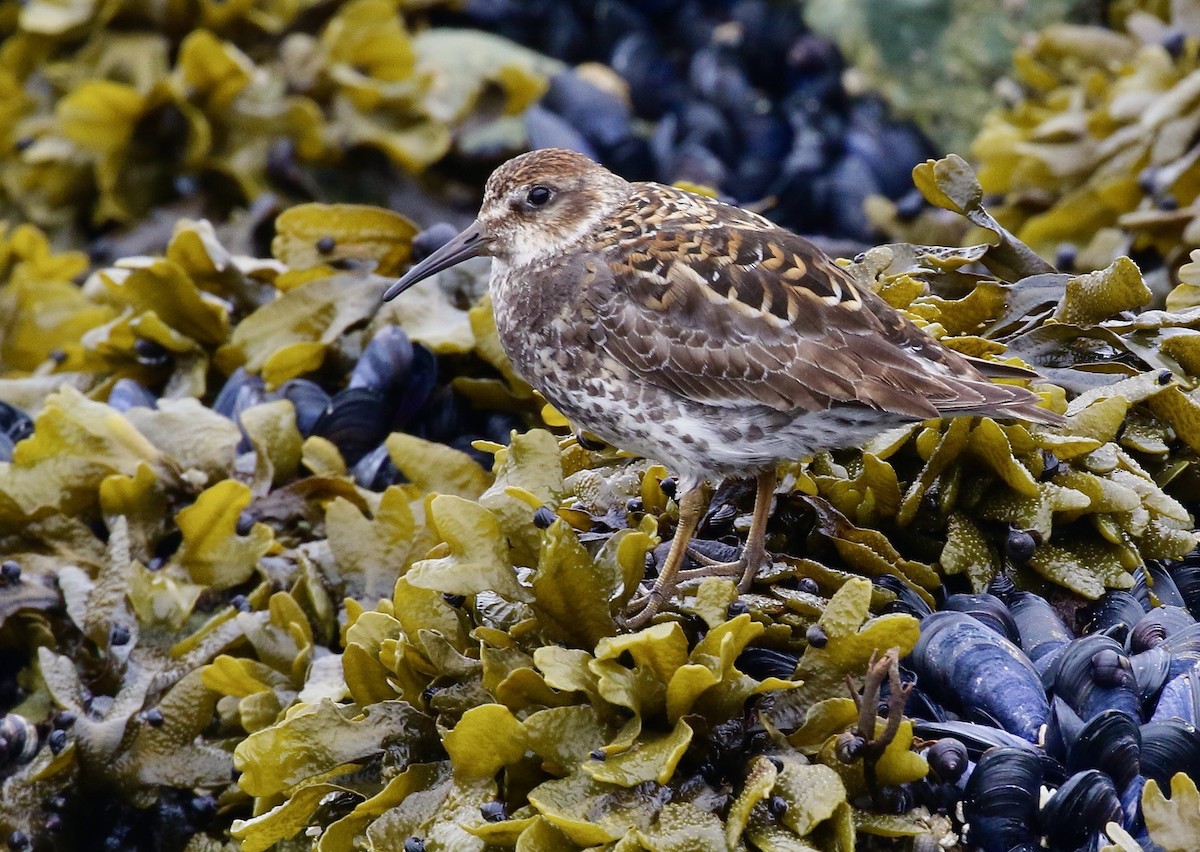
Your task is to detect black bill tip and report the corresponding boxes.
[383,221,490,301]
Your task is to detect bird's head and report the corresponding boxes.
[382,148,629,301]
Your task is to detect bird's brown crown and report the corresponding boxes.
[478,148,630,266]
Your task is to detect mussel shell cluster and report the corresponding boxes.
[110,324,524,492]
[456,0,931,241]
[904,554,1200,850]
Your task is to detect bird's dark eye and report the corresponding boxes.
[526,186,553,208]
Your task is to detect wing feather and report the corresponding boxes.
[584,184,1050,422]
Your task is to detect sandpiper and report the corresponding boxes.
[384,148,1063,628]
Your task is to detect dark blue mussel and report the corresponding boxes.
[963,747,1042,852]
[1039,769,1123,851]
[274,379,330,437]
[911,611,1050,742]
[0,401,34,462]
[108,378,158,412]
[1044,634,1142,723]
[1006,591,1073,677]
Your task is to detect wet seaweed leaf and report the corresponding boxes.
[1143,772,1200,852]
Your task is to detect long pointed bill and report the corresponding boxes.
[383,221,491,301]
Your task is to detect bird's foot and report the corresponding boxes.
[621,555,769,629]
[686,548,770,592]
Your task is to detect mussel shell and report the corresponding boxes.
[1045,634,1141,723]
[313,387,388,466]
[351,442,402,491]
[1039,769,1122,850]
[0,401,33,444]
[1043,695,1085,763]
[912,720,1044,762]
[1079,590,1145,636]
[1008,591,1072,672]
[1170,556,1200,617]
[1150,669,1200,726]
[274,379,331,438]
[1139,719,1200,786]
[1066,709,1141,791]
[1133,564,1187,610]
[1128,646,1172,704]
[911,611,1049,742]
[736,648,799,681]
[349,325,414,398]
[526,105,600,160]
[874,575,932,619]
[942,593,1018,643]
[1162,622,1200,679]
[108,378,158,412]
[964,747,1042,852]
[388,345,438,431]
[1130,606,1195,654]
[213,367,267,420]
[542,69,633,150]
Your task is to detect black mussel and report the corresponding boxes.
[482,413,524,447]
[1139,719,1200,786]
[688,46,756,115]
[1150,669,1200,725]
[1007,591,1072,676]
[1161,622,1200,679]
[592,0,650,55]
[0,402,32,463]
[912,720,1043,763]
[410,223,461,264]
[526,105,600,160]
[736,648,798,681]
[1046,634,1141,723]
[1040,769,1122,851]
[911,612,1049,742]
[542,70,633,150]
[349,326,414,399]
[0,401,33,444]
[313,388,388,466]
[610,32,683,118]
[274,379,331,437]
[666,142,728,191]
[926,738,969,784]
[1130,606,1195,654]
[942,593,1018,643]
[107,379,158,412]
[825,153,880,242]
[1080,590,1146,636]
[1044,696,1085,762]
[964,747,1042,852]
[874,575,931,619]
[213,367,267,421]
[389,345,438,431]
[1170,557,1200,616]
[1066,709,1141,791]
[0,714,39,771]
[1133,564,1187,610]
[671,100,737,162]
[1128,646,1172,704]
[351,442,402,492]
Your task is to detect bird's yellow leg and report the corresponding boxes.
[673,469,777,590]
[738,468,777,591]
[624,486,709,629]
